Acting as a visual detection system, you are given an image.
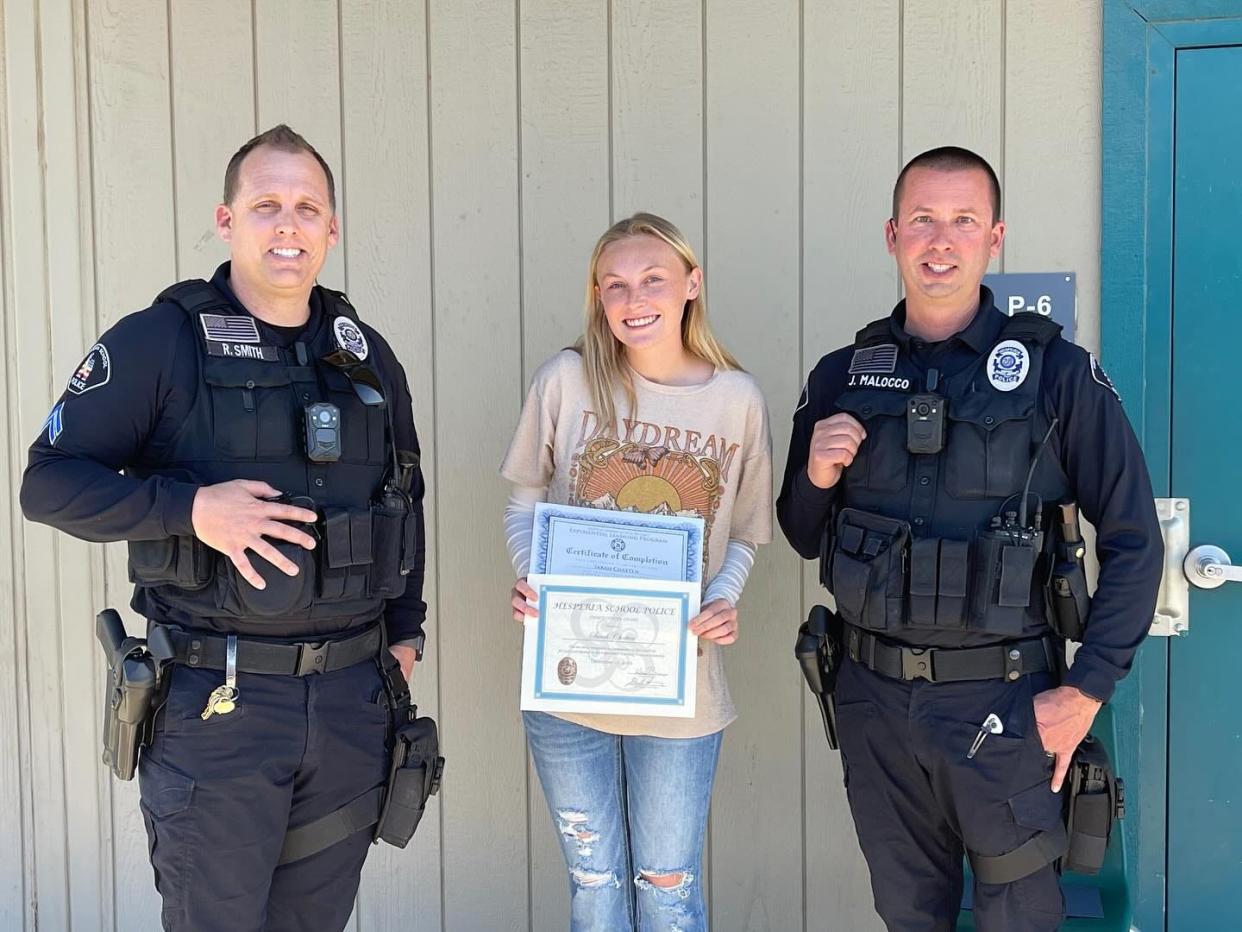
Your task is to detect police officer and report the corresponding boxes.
[21,125,428,931]
[778,146,1163,930]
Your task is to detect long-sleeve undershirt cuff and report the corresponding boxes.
[504,485,544,577]
[703,539,757,606]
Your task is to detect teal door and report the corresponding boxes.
[1167,43,1242,930]
[1104,6,1242,928]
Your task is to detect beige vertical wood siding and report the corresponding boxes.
[0,1,1102,929]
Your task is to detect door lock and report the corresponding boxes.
[1184,545,1242,589]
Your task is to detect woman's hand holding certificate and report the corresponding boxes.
[688,598,738,645]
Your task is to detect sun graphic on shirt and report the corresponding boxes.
[570,437,722,556]
[616,475,681,512]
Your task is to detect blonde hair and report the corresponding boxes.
[573,212,741,434]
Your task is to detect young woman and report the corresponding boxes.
[500,212,773,930]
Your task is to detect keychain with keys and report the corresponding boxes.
[201,635,240,720]
[966,712,1003,759]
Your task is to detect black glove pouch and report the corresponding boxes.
[1063,735,1124,874]
[128,535,214,590]
[826,508,910,631]
[217,537,317,616]
[375,709,444,849]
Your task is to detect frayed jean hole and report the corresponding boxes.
[555,809,599,857]
[555,810,589,837]
[570,868,618,890]
[635,869,695,899]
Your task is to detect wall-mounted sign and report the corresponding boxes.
[983,272,1076,341]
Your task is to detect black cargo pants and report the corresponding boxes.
[137,658,390,931]
[834,655,1065,931]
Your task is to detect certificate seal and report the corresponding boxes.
[557,656,578,686]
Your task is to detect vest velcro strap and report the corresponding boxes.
[968,823,1069,885]
[854,319,892,346]
[1000,313,1062,345]
[278,785,384,865]
[999,544,1037,607]
[156,279,232,316]
[908,538,940,626]
[319,286,360,322]
[936,539,969,626]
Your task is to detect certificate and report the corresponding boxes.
[530,502,704,583]
[520,574,699,717]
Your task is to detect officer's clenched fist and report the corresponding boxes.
[807,413,867,490]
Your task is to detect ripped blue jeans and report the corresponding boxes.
[523,711,723,931]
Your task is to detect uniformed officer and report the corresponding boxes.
[21,125,428,931]
[778,146,1163,930]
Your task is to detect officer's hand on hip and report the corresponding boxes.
[389,644,417,682]
[191,479,318,590]
[689,598,739,645]
[511,577,538,623]
[807,413,866,489]
[1032,685,1103,792]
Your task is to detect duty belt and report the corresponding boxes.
[159,623,383,676]
[845,626,1055,683]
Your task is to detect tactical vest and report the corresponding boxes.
[126,280,418,636]
[823,312,1069,640]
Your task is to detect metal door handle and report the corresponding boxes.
[1184,545,1242,589]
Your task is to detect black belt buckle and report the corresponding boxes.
[295,640,331,676]
[902,647,935,682]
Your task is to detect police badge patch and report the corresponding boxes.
[987,340,1028,392]
[1090,353,1121,400]
[333,316,369,361]
[67,343,111,395]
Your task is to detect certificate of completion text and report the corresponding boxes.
[530,503,704,583]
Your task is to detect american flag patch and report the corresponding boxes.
[848,344,898,375]
[200,313,261,344]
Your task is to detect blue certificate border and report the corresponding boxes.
[531,503,703,583]
[533,583,691,706]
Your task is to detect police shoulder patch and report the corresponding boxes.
[1089,353,1120,401]
[987,339,1028,392]
[333,316,368,361]
[67,343,111,395]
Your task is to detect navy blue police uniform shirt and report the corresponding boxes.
[777,291,1163,703]
[20,262,427,642]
